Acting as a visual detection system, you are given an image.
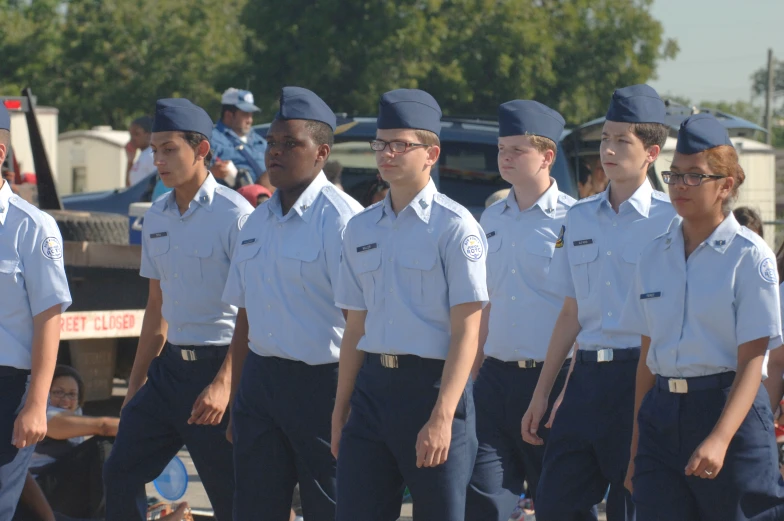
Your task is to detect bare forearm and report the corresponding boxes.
[28,306,62,409]
[713,341,767,443]
[764,348,784,411]
[20,472,56,521]
[535,298,581,400]
[128,305,167,390]
[47,414,119,439]
[334,311,367,414]
[434,302,482,420]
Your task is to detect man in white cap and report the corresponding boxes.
[211,88,271,191]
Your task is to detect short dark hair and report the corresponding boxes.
[733,206,761,237]
[182,131,212,166]
[305,120,334,147]
[221,104,239,120]
[628,123,669,149]
[324,160,343,184]
[53,365,85,407]
[131,115,153,133]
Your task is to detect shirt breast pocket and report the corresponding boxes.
[182,243,213,285]
[398,248,439,307]
[148,235,171,280]
[486,235,504,279]
[0,258,19,294]
[236,243,262,288]
[354,249,382,308]
[569,242,598,299]
[523,237,556,280]
[279,242,320,294]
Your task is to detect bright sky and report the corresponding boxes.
[649,0,783,105]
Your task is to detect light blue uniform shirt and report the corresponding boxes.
[620,213,782,378]
[336,179,489,360]
[140,174,252,346]
[0,181,71,369]
[222,172,363,365]
[549,180,677,351]
[481,180,575,361]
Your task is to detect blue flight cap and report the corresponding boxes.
[152,98,213,138]
[605,84,666,124]
[498,100,565,142]
[275,87,336,131]
[377,89,442,137]
[676,113,733,154]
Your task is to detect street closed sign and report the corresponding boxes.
[60,310,145,340]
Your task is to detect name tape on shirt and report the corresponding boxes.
[759,258,777,284]
[357,243,378,253]
[640,292,661,300]
[241,238,257,245]
[486,231,496,239]
[41,237,62,260]
[461,235,484,261]
[150,232,168,239]
[573,239,593,247]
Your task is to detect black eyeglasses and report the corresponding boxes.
[661,171,726,187]
[50,389,78,401]
[369,140,430,153]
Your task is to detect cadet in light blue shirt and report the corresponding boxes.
[0,104,71,520]
[333,89,488,521]
[621,113,784,521]
[104,98,252,521]
[465,101,574,521]
[523,85,676,521]
[223,87,360,521]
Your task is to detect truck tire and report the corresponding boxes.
[46,210,129,245]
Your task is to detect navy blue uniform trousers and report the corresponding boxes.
[466,358,568,521]
[232,353,338,521]
[103,344,234,521]
[535,350,638,521]
[633,373,784,521]
[0,369,33,521]
[336,354,477,521]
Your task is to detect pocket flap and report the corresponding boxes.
[622,244,644,264]
[487,235,502,253]
[282,241,320,262]
[354,249,382,274]
[570,241,599,265]
[186,243,213,258]
[398,248,437,271]
[148,235,170,257]
[525,237,555,259]
[234,242,261,262]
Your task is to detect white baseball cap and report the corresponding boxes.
[221,88,260,112]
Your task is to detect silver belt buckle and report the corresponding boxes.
[596,348,614,363]
[180,349,197,361]
[517,359,537,369]
[380,354,399,369]
[668,378,688,393]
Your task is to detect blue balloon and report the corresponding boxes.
[153,456,189,501]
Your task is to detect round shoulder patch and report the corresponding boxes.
[461,235,484,261]
[238,214,250,230]
[759,258,777,284]
[41,237,63,260]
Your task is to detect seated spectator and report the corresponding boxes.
[733,206,763,238]
[126,116,156,187]
[360,176,389,207]
[323,160,344,191]
[484,188,510,208]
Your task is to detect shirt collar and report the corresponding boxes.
[0,180,12,226]
[504,179,559,218]
[664,213,740,254]
[379,178,438,224]
[164,173,218,214]
[598,179,653,218]
[268,171,330,223]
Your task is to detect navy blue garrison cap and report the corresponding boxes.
[676,113,733,154]
[152,98,213,137]
[377,89,442,137]
[498,100,565,142]
[606,84,666,124]
[0,105,9,131]
[275,87,336,131]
